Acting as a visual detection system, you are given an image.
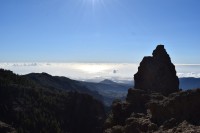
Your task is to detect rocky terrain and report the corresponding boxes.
[104,45,200,133]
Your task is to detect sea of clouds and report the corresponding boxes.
[1,63,200,83]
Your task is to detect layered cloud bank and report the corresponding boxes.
[0,63,200,82]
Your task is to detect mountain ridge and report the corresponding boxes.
[24,72,103,101]
[0,68,105,133]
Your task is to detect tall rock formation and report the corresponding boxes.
[134,45,179,95]
[104,45,200,133]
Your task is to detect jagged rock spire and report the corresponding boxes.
[134,45,179,95]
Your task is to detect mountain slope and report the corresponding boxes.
[25,73,133,106]
[24,73,103,101]
[81,79,132,106]
[0,69,105,133]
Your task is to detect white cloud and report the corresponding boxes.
[175,64,200,66]
[1,63,200,82]
[177,72,200,78]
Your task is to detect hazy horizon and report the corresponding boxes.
[1,62,200,83]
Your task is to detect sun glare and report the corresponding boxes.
[74,64,112,74]
[83,0,105,8]
[89,0,98,4]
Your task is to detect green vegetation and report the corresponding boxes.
[0,69,105,133]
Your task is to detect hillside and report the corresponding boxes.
[24,73,103,101]
[0,69,105,133]
[81,79,132,106]
[24,73,133,106]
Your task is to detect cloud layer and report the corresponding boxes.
[1,63,200,82]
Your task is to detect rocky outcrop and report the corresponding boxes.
[104,45,200,133]
[134,45,179,95]
[149,89,200,125]
[104,89,200,133]
[155,120,200,133]
[105,113,158,133]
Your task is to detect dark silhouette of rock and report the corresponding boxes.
[134,45,179,95]
[104,45,200,133]
[126,89,150,113]
[104,88,200,133]
[149,89,200,125]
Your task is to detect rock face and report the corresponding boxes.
[104,45,200,133]
[149,89,200,125]
[134,45,179,95]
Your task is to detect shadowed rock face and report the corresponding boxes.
[149,89,200,125]
[104,45,200,133]
[134,45,179,95]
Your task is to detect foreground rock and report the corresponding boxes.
[134,45,179,95]
[104,45,200,133]
[149,89,200,126]
[155,120,200,133]
[104,90,200,133]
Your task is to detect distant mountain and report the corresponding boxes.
[81,79,133,106]
[100,79,117,84]
[24,73,133,106]
[24,73,103,101]
[179,77,200,90]
[0,69,105,133]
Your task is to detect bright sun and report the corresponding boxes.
[75,64,112,74]
[84,0,102,7]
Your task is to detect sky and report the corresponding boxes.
[1,0,200,63]
[1,0,200,80]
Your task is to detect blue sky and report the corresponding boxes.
[1,0,200,63]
